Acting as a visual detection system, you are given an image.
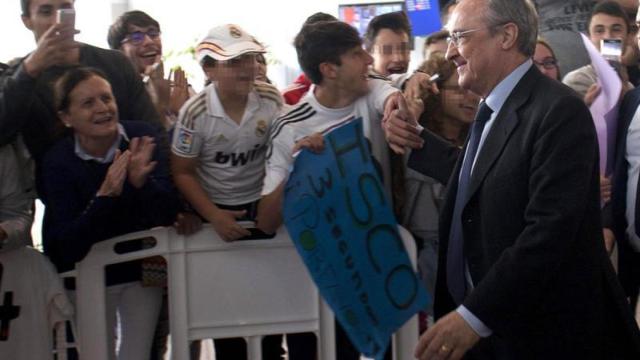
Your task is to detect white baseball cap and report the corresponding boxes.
[196,24,265,62]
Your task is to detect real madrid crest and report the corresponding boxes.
[229,26,242,38]
[255,120,267,137]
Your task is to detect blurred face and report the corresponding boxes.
[205,53,258,96]
[22,0,74,41]
[370,28,410,75]
[588,13,628,52]
[59,75,119,143]
[445,0,504,97]
[440,72,480,125]
[424,38,449,60]
[533,43,560,80]
[120,24,163,74]
[335,46,374,98]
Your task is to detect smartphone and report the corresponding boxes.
[601,38,622,62]
[56,8,75,39]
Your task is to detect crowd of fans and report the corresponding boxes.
[4,0,640,359]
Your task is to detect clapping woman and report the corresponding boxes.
[39,66,181,359]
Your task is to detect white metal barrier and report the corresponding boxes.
[73,225,419,360]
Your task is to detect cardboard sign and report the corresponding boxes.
[283,118,429,359]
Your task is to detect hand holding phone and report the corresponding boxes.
[601,38,622,62]
[23,8,77,77]
[56,8,76,39]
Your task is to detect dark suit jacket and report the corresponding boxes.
[611,87,640,301]
[410,65,640,359]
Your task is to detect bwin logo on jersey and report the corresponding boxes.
[214,144,265,166]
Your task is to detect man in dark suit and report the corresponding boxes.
[610,0,640,315]
[385,0,640,358]
[611,81,640,326]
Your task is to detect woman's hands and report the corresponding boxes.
[96,136,158,197]
[97,149,130,197]
[128,136,157,188]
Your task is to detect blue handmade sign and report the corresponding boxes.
[283,118,430,359]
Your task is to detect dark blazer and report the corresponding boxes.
[611,87,640,303]
[410,65,640,359]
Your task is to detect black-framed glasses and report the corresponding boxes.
[121,29,161,45]
[533,57,558,70]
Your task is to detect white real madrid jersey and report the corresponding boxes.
[262,77,398,197]
[172,81,282,205]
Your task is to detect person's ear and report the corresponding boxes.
[58,111,72,128]
[500,22,519,51]
[319,62,338,80]
[21,14,34,31]
[202,65,216,82]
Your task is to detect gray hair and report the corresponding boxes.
[472,0,538,57]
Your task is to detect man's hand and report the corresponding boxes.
[169,67,190,115]
[584,84,601,107]
[414,311,480,360]
[600,175,612,203]
[383,93,424,154]
[293,133,325,154]
[127,136,157,188]
[23,23,79,78]
[603,228,616,255]
[211,209,251,241]
[404,71,440,102]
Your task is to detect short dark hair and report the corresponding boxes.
[200,56,218,68]
[54,66,109,112]
[363,11,411,52]
[294,21,362,85]
[587,1,630,35]
[22,0,75,17]
[303,12,338,26]
[107,10,161,50]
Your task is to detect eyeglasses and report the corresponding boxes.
[533,57,558,70]
[121,29,161,45]
[446,28,484,47]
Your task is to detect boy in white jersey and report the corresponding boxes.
[170,24,284,359]
[257,20,420,235]
[257,20,422,360]
[171,24,282,242]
